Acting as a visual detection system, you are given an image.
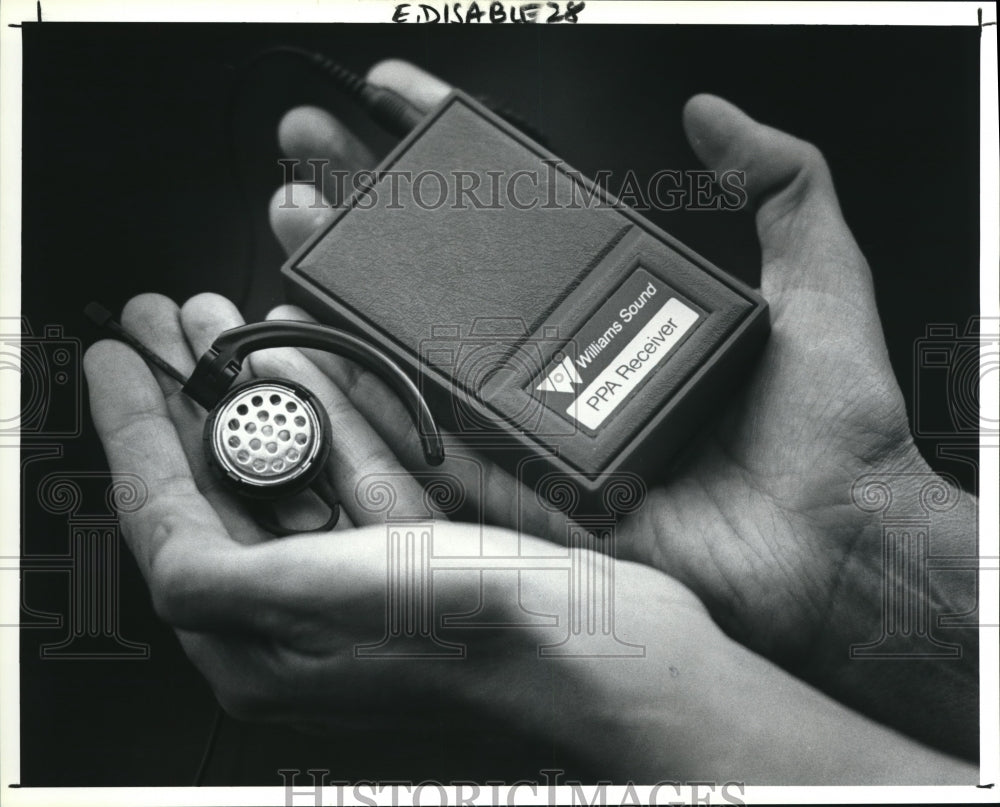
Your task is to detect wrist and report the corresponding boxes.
[472,554,718,780]
[802,442,980,758]
[520,574,975,784]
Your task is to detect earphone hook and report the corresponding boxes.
[183,320,445,466]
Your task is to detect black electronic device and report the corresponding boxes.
[283,89,770,497]
[85,302,444,535]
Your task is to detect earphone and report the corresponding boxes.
[86,302,444,535]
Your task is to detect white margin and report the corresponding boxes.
[0,0,987,25]
[977,0,1000,792]
[0,0,25,801]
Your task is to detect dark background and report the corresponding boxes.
[16,22,981,786]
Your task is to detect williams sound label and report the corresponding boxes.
[531,268,701,431]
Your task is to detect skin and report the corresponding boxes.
[84,60,980,782]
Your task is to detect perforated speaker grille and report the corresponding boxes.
[210,382,322,487]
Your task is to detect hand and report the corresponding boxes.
[85,293,975,784]
[267,61,979,757]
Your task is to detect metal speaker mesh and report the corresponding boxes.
[210,381,322,488]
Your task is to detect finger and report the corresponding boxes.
[263,304,566,538]
[269,183,338,256]
[263,305,428,470]
[682,94,876,312]
[179,292,248,360]
[122,294,270,543]
[248,345,432,526]
[120,294,212,462]
[120,293,196,388]
[270,61,452,257]
[366,59,452,113]
[84,340,257,628]
[279,105,375,171]
[278,105,375,205]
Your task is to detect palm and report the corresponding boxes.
[626,263,915,660]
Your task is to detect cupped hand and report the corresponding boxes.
[266,60,979,757]
[85,292,975,783]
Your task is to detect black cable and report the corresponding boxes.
[224,46,424,313]
[253,46,425,137]
[262,46,549,144]
[244,46,550,143]
[84,303,189,384]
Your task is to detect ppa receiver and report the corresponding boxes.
[283,90,769,497]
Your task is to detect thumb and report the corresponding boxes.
[365,59,452,112]
[683,94,873,308]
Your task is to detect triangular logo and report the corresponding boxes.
[536,356,582,394]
